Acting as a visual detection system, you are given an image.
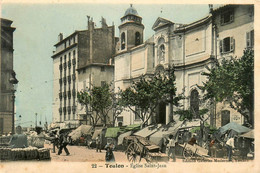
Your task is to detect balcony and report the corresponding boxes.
[68,75,71,83]
[67,106,71,113]
[63,62,67,70]
[72,89,76,97]
[63,107,66,114]
[59,92,62,99]
[63,77,67,84]
[67,91,71,98]
[72,74,76,81]
[59,64,62,70]
[72,58,76,65]
[63,92,67,99]
[72,105,76,113]
[68,61,71,68]
[59,107,62,114]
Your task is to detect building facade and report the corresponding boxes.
[52,17,116,127]
[0,18,16,135]
[114,4,254,128]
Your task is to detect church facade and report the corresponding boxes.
[114,4,254,128]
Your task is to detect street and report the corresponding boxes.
[45,144,129,162]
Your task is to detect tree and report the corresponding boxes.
[77,83,113,127]
[111,91,125,126]
[200,49,254,126]
[120,65,183,126]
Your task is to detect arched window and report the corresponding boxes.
[135,32,141,46]
[190,89,199,118]
[121,32,125,50]
[221,110,230,126]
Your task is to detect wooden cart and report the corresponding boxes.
[179,143,210,161]
[123,135,169,162]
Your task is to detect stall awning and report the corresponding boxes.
[125,124,141,131]
[117,131,132,145]
[149,121,183,146]
[239,130,254,139]
[69,125,93,141]
[134,124,162,138]
[105,127,121,138]
[219,122,251,135]
[92,128,103,140]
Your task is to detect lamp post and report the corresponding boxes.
[9,71,19,135]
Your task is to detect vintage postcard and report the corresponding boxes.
[0,0,259,172]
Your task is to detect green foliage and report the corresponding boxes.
[200,49,254,125]
[77,83,113,126]
[120,65,183,125]
[174,108,209,121]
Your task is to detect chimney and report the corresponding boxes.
[58,33,63,42]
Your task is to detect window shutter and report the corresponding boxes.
[230,11,234,22]
[246,32,250,48]
[219,40,223,53]
[230,37,235,52]
[251,30,254,48]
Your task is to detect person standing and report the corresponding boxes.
[96,134,101,152]
[188,134,197,145]
[58,132,70,156]
[226,136,235,161]
[167,135,176,162]
[105,143,115,162]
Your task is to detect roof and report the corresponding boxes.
[152,17,174,31]
[124,4,138,16]
[175,15,211,33]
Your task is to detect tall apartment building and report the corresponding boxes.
[52,17,116,127]
[114,4,254,127]
[0,18,16,135]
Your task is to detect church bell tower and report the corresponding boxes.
[119,4,144,51]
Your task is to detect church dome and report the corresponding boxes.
[124,4,138,16]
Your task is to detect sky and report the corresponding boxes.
[1,2,216,128]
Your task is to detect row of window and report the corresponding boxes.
[59,90,76,99]
[59,74,76,85]
[219,30,254,54]
[59,59,76,71]
[64,36,76,49]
